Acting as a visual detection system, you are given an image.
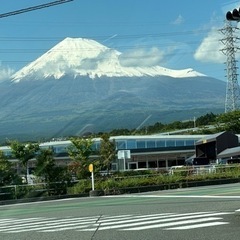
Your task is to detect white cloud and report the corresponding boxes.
[0,65,15,82]
[194,27,225,63]
[172,15,185,25]
[119,47,165,67]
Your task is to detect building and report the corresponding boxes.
[0,134,207,172]
[2,132,240,173]
[189,131,239,165]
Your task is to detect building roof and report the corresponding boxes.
[196,131,228,145]
[217,146,240,159]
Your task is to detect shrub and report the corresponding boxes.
[67,180,91,194]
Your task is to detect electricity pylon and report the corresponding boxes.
[220,16,240,112]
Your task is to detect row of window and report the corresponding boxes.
[1,138,199,157]
[92,139,198,151]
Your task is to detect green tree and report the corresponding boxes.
[216,110,240,133]
[99,134,116,172]
[0,151,21,186]
[35,148,55,183]
[196,112,217,126]
[68,137,93,179]
[10,141,39,182]
[35,148,71,195]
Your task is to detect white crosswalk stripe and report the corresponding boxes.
[0,211,231,233]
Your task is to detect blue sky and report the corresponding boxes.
[0,0,240,81]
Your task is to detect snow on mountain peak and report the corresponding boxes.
[11,37,205,82]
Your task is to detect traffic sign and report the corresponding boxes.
[89,164,94,172]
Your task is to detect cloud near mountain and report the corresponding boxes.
[119,47,165,67]
[194,27,225,63]
[0,65,15,82]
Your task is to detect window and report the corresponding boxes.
[136,141,146,148]
[138,161,147,168]
[147,140,155,148]
[166,140,175,147]
[92,142,100,151]
[117,141,126,150]
[186,140,195,146]
[54,145,67,154]
[126,140,136,149]
[128,162,137,170]
[176,140,185,147]
[148,161,157,168]
[156,140,165,147]
[111,163,118,171]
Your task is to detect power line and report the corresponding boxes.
[0,0,73,18]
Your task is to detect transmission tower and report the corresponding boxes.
[220,20,240,113]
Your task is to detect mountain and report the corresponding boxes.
[12,37,205,81]
[0,37,226,141]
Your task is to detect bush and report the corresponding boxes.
[15,184,48,199]
[67,180,91,194]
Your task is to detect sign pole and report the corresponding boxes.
[91,171,95,191]
[89,164,94,191]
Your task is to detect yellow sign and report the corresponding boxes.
[89,164,94,173]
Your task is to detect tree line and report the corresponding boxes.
[107,111,240,135]
[0,133,116,189]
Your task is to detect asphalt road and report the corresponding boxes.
[1,183,240,240]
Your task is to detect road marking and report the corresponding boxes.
[123,218,228,231]
[79,212,231,231]
[166,221,229,230]
[0,211,232,233]
[123,194,240,199]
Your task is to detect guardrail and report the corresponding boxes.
[0,182,71,201]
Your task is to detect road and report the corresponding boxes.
[1,183,240,240]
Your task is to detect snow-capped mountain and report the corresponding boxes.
[0,37,225,141]
[11,37,205,82]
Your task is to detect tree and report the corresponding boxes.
[35,148,71,195]
[99,133,116,172]
[35,148,55,183]
[68,137,93,179]
[10,141,39,182]
[196,112,217,126]
[0,151,21,186]
[216,110,240,133]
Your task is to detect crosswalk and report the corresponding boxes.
[0,211,231,233]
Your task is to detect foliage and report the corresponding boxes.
[0,151,21,186]
[108,112,220,136]
[10,141,40,167]
[67,165,240,195]
[195,112,217,126]
[216,110,240,133]
[99,133,116,171]
[109,128,132,136]
[67,180,91,194]
[68,137,93,179]
[35,148,55,183]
